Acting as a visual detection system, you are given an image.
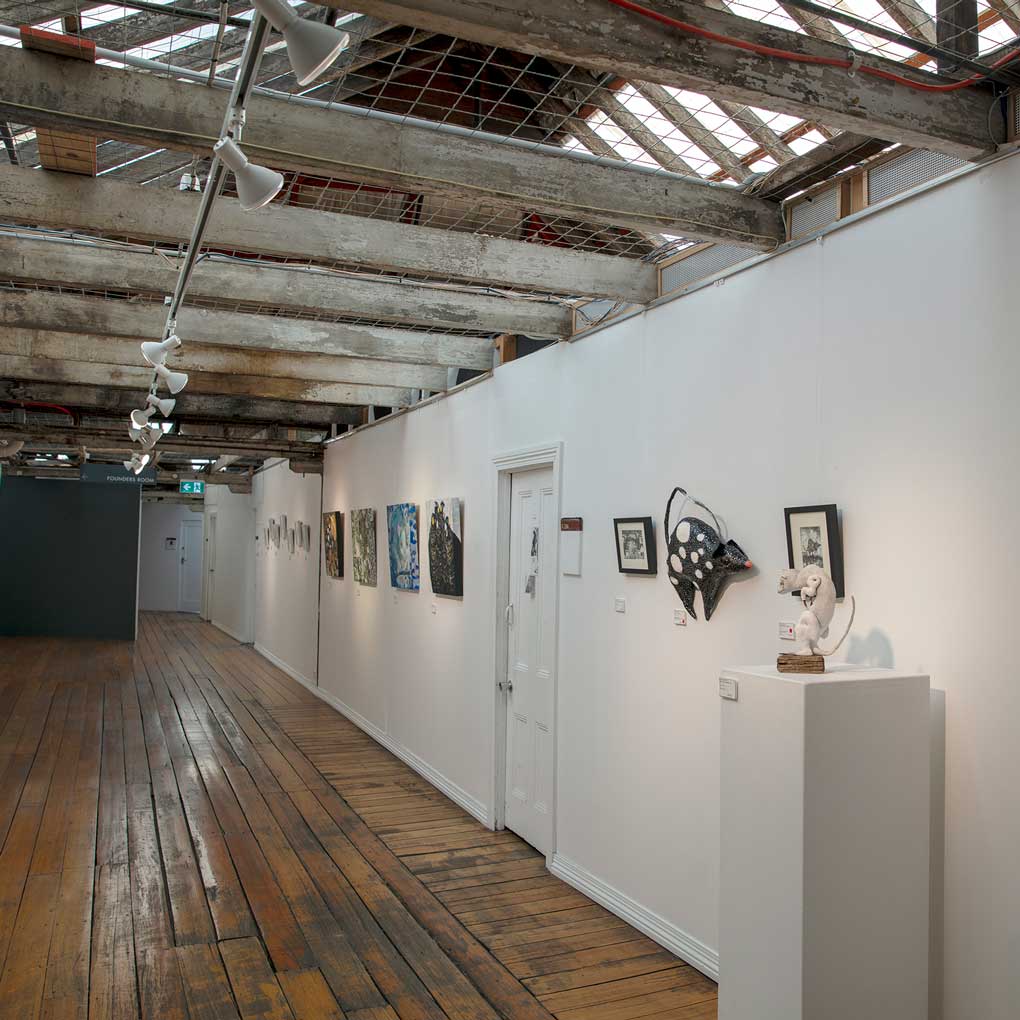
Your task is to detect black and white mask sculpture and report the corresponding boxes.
[664,487,752,621]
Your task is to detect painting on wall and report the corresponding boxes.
[387,503,420,591]
[303,523,312,552]
[427,498,463,597]
[784,504,844,598]
[323,511,343,579]
[351,508,377,586]
[613,517,656,575]
[288,528,296,554]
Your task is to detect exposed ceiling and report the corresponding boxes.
[0,0,1015,491]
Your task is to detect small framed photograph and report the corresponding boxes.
[613,517,657,575]
[784,504,845,598]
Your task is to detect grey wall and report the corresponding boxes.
[0,476,140,639]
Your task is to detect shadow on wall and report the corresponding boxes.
[845,628,895,669]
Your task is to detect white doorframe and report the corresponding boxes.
[203,510,217,622]
[491,442,563,859]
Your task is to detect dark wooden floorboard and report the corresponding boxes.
[0,614,718,1020]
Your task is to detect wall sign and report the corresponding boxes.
[179,480,206,494]
[561,516,582,576]
[81,464,154,485]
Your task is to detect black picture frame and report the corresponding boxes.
[784,504,845,598]
[613,517,657,575]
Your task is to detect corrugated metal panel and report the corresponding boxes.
[788,186,839,239]
[660,244,753,293]
[867,149,965,204]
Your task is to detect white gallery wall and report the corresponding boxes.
[314,153,1020,1020]
[203,485,255,642]
[138,501,203,611]
[253,459,322,685]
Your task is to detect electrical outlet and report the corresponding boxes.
[393,593,399,604]
[779,621,796,641]
[356,587,361,598]
[431,603,438,615]
[614,597,626,614]
[674,608,687,627]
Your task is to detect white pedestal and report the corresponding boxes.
[719,664,930,1020]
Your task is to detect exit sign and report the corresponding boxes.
[179,480,206,494]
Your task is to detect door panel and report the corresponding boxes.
[504,464,556,855]
[178,518,204,614]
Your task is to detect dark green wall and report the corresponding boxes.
[0,477,140,639]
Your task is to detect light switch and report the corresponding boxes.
[614,597,626,614]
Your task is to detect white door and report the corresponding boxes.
[503,465,556,855]
[178,518,204,614]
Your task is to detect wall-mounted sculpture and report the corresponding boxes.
[664,487,752,621]
[777,566,855,658]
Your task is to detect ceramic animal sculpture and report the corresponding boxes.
[778,565,856,656]
[664,487,752,621]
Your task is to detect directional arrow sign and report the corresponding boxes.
[179,480,206,494]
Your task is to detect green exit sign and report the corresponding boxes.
[179,480,206,494]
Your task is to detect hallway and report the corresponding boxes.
[0,614,717,1020]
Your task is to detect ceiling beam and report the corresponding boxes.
[0,290,495,370]
[310,0,1002,158]
[0,424,321,461]
[0,326,443,395]
[0,349,417,408]
[0,380,364,426]
[0,167,657,303]
[0,51,786,248]
[0,235,572,337]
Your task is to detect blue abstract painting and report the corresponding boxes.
[387,503,420,591]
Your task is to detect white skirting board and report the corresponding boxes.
[212,618,251,646]
[261,651,493,829]
[549,853,720,981]
[253,642,317,690]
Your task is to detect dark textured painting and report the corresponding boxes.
[428,498,463,597]
[323,511,343,579]
[351,508,377,586]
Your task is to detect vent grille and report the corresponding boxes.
[1012,92,1020,141]
[867,149,965,204]
[788,186,839,239]
[660,245,753,293]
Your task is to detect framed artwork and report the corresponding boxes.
[784,504,845,598]
[303,523,311,550]
[351,508,377,586]
[288,528,296,554]
[428,498,463,597]
[613,517,657,575]
[323,511,343,578]
[387,503,420,591]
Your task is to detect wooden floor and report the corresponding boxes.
[0,613,718,1020]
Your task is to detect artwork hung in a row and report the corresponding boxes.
[664,487,753,621]
[387,503,420,591]
[323,511,343,578]
[613,517,656,576]
[352,508,377,586]
[428,498,463,597]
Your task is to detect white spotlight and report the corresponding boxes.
[141,334,182,367]
[146,394,176,417]
[252,0,350,85]
[179,172,194,191]
[213,137,284,212]
[123,452,150,474]
[153,363,189,395]
[130,406,155,430]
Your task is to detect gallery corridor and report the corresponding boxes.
[0,614,717,1020]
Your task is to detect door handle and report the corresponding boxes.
[505,603,514,627]
[498,680,514,694]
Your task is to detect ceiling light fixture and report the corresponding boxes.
[153,363,189,395]
[141,334,182,367]
[251,0,350,85]
[130,406,155,430]
[213,137,284,211]
[146,394,176,417]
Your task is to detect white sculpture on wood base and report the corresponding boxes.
[778,566,855,670]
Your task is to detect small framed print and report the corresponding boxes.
[613,517,657,575]
[784,504,845,598]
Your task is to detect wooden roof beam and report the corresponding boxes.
[0,50,786,248]
[0,166,658,303]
